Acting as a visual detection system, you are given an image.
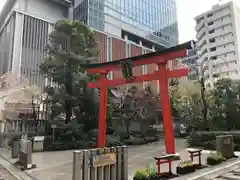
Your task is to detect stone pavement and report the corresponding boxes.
[0,138,240,180]
[0,165,17,180]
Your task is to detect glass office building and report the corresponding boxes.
[74,0,179,48]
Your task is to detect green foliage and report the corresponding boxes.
[171,78,240,132]
[187,131,240,150]
[208,79,240,130]
[206,152,225,165]
[134,169,149,180]
[178,160,194,168]
[40,20,99,124]
[145,166,156,177]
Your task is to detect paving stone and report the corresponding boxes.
[220,172,240,180]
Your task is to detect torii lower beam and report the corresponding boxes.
[86,41,194,154]
[88,68,188,88]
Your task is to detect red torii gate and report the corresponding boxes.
[87,41,194,154]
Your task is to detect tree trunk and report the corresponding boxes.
[65,60,73,124]
[32,97,38,135]
[200,78,209,130]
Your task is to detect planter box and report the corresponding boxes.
[176,166,195,175]
[133,177,148,180]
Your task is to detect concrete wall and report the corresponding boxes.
[14,0,67,23]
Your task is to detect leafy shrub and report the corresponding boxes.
[206,152,226,165]
[131,131,145,138]
[178,160,194,168]
[145,128,157,137]
[144,137,156,143]
[106,135,121,146]
[124,137,145,145]
[146,166,156,177]
[134,169,149,180]
[187,131,240,150]
[89,129,98,138]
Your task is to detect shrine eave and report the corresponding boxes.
[86,40,195,69]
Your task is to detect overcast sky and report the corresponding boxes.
[0,0,238,44]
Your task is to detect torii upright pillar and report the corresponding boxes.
[158,64,175,153]
[98,73,108,148]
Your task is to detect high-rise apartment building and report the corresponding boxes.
[195,1,240,87]
[0,0,180,91]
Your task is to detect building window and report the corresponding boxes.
[207,13,213,17]
[208,21,214,26]
[209,38,215,43]
[210,47,216,52]
[209,29,214,34]
[211,56,217,60]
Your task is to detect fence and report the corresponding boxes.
[72,146,128,180]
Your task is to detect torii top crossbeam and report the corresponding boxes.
[86,41,195,154]
[88,41,194,88]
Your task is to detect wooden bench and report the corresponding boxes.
[186,148,203,165]
[154,153,180,175]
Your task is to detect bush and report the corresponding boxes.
[134,169,149,180]
[144,136,157,143]
[106,135,121,146]
[131,131,145,138]
[206,152,225,165]
[145,128,157,137]
[124,137,145,145]
[187,131,240,150]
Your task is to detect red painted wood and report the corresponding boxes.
[158,64,175,154]
[88,68,188,88]
[87,49,187,74]
[97,74,108,148]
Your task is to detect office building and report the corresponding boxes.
[74,0,179,48]
[195,1,240,87]
[0,0,180,92]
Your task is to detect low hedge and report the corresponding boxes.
[187,131,240,150]
[44,135,157,151]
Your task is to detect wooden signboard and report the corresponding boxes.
[92,153,117,167]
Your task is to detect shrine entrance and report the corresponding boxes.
[87,41,194,154]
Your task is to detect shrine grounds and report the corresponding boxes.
[0,138,240,180]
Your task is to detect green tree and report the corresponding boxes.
[170,79,207,131]
[208,79,240,130]
[40,20,99,124]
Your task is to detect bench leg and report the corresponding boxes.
[190,154,194,162]
[168,160,172,174]
[157,162,161,175]
[199,153,202,165]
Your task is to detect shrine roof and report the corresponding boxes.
[86,40,195,68]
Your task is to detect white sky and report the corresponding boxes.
[0,0,238,44]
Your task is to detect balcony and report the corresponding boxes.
[196,27,206,40]
[208,36,235,49]
[207,9,231,22]
[196,20,205,31]
[209,18,232,30]
[207,28,233,39]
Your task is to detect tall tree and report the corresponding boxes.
[40,20,99,124]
